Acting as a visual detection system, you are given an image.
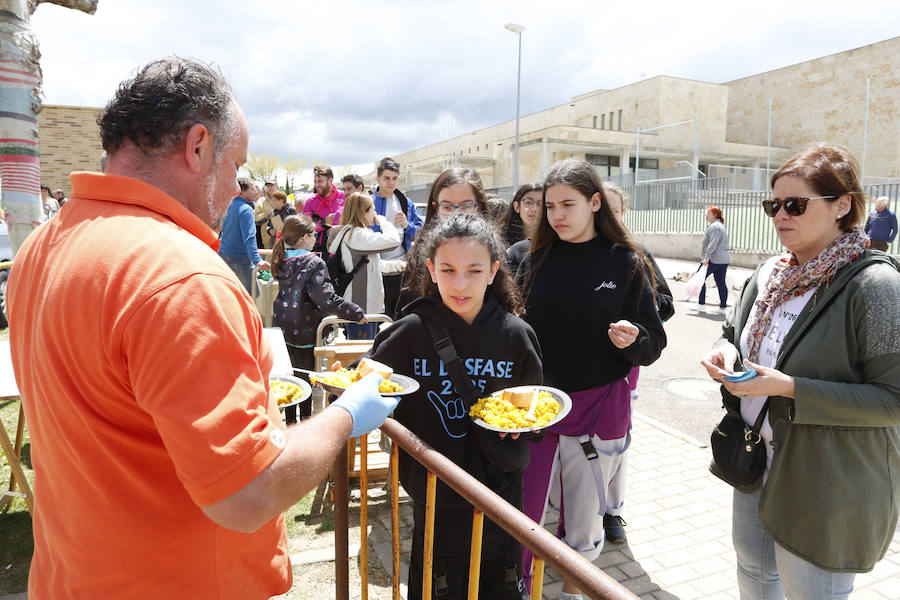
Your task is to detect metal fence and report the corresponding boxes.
[331,418,639,600]
[707,164,777,192]
[623,181,900,255]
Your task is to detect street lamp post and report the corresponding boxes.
[505,23,524,191]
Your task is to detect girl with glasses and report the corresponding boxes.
[393,167,489,318]
[502,183,543,248]
[516,158,667,600]
[700,144,900,599]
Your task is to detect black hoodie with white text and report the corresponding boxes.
[364,292,543,508]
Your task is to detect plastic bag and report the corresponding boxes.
[684,268,708,299]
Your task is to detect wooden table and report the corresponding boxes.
[0,340,33,514]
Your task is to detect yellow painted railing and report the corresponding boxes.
[334,417,639,600]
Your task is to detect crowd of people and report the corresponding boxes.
[7,56,899,600]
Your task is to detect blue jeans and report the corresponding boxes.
[732,487,855,599]
[218,252,255,297]
[699,262,728,307]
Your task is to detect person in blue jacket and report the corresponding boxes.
[371,157,423,316]
[218,177,269,295]
[864,196,897,251]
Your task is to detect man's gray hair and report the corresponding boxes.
[97,57,237,159]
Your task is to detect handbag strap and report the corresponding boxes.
[751,397,771,432]
[338,227,370,278]
[745,397,772,445]
[423,320,474,403]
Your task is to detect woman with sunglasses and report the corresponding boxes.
[697,205,731,310]
[700,144,900,599]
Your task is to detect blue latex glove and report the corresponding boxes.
[331,372,400,438]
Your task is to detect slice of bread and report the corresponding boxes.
[502,386,538,408]
[357,358,394,380]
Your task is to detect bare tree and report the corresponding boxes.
[282,157,307,194]
[243,153,281,186]
[0,0,99,253]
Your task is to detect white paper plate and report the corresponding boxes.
[471,385,572,434]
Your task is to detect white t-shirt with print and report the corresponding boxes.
[379,193,407,261]
[739,256,816,472]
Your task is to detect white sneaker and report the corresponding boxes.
[559,592,583,600]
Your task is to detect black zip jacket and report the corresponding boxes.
[517,235,666,391]
[365,293,543,507]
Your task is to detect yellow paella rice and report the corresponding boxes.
[310,368,403,394]
[269,380,304,406]
[469,390,560,429]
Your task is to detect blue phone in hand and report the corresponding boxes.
[724,367,758,382]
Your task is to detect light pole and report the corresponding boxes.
[505,23,524,191]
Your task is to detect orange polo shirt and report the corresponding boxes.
[8,173,291,599]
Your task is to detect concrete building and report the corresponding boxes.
[377,36,898,197]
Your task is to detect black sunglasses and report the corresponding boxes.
[762,195,836,217]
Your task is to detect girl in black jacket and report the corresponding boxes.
[365,214,542,599]
[271,215,366,422]
[517,159,666,600]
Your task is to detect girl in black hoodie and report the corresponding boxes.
[364,214,542,599]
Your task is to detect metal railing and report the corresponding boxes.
[333,418,639,600]
[622,181,900,256]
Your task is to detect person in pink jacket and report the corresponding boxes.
[302,164,345,253]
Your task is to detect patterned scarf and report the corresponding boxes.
[744,228,870,363]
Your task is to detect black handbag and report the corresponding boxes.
[709,398,770,491]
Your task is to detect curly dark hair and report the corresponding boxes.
[419,213,524,316]
[97,57,236,157]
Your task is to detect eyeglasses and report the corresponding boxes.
[437,201,478,215]
[380,161,400,171]
[761,196,836,217]
[520,199,542,209]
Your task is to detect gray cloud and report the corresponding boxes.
[31,0,900,172]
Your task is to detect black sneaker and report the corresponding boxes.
[603,514,626,543]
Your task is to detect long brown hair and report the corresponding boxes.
[523,158,656,296]
[420,214,523,316]
[271,214,315,273]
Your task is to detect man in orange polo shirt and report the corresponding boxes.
[7,58,397,599]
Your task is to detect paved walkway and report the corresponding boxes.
[362,412,900,600]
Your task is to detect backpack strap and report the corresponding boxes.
[423,320,474,403]
[395,188,410,219]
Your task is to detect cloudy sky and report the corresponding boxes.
[32,0,899,176]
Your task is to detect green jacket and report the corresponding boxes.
[711,250,900,572]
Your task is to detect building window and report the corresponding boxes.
[609,112,614,129]
[601,114,606,129]
[593,116,597,128]
[586,154,621,177]
[618,109,623,131]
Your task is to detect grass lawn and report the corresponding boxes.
[1,394,33,595]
